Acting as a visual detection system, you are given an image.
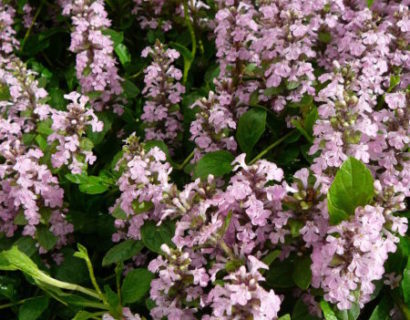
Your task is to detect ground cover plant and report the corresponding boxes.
[0,0,409,319]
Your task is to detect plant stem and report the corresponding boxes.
[21,1,45,53]
[175,150,195,170]
[0,298,30,310]
[249,130,296,165]
[82,255,108,306]
[182,0,197,84]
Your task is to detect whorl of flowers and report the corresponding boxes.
[132,0,211,32]
[311,204,404,310]
[110,134,173,242]
[144,155,285,319]
[301,2,409,310]
[206,256,281,320]
[0,1,18,54]
[190,88,238,161]
[22,3,35,29]
[132,0,172,32]
[61,0,123,112]
[0,57,72,251]
[141,42,185,146]
[251,0,325,112]
[48,92,104,174]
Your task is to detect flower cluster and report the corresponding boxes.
[0,56,72,251]
[206,256,281,320]
[141,42,185,146]
[140,155,284,319]
[132,0,172,32]
[48,92,103,174]
[0,1,18,54]
[110,134,172,242]
[311,205,402,310]
[61,0,123,112]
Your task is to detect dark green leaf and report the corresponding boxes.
[104,285,121,317]
[327,157,374,225]
[103,29,124,47]
[266,259,295,288]
[318,31,332,44]
[292,256,312,290]
[56,250,89,284]
[36,226,57,251]
[194,151,235,179]
[236,108,267,154]
[18,296,49,320]
[102,240,144,267]
[141,220,175,254]
[369,295,393,320]
[402,258,410,304]
[123,79,140,98]
[121,268,154,304]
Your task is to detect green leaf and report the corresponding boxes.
[236,108,267,154]
[320,300,338,320]
[36,226,57,251]
[19,296,49,320]
[318,31,332,44]
[194,151,235,179]
[0,83,10,100]
[79,179,109,195]
[111,206,127,220]
[169,42,193,63]
[265,259,295,288]
[0,254,17,271]
[114,44,131,66]
[121,268,154,304]
[327,157,374,225]
[402,258,410,304]
[14,237,37,257]
[55,249,88,285]
[141,220,175,254]
[286,80,300,90]
[66,174,113,195]
[279,315,291,320]
[102,240,144,267]
[387,75,400,92]
[104,285,121,317]
[367,0,374,8]
[262,250,281,268]
[304,107,318,136]
[73,311,95,320]
[292,256,312,290]
[103,29,124,47]
[369,295,393,320]
[264,86,284,97]
[123,79,140,98]
[334,303,360,320]
[132,201,154,214]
